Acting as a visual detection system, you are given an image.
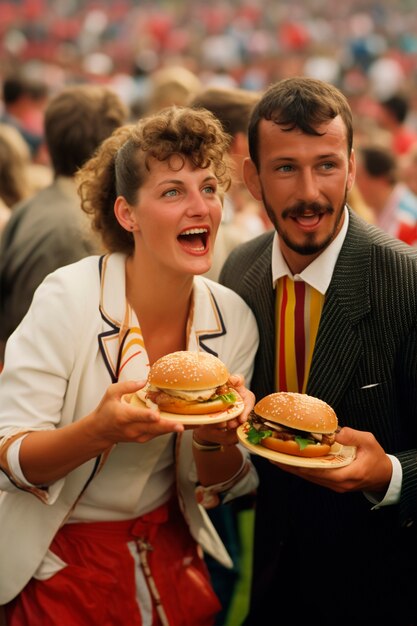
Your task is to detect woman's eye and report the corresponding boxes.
[163,189,178,197]
[202,185,216,194]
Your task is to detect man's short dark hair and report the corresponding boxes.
[248,77,353,169]
[380,94,409,124]
[358,145,398,185]
[2,75,48,105]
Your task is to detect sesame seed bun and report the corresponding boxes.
[149,351,229,391]
[144,351,236,415]
[255,392,337,433]
[254,392,338,458]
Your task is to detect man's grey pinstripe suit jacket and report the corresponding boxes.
[220,209,417,625]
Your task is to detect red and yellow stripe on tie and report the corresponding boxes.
[275,276,324,393]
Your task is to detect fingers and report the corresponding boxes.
[98,383,184,444]
[108,378,148,401]
[228,373,245,387]
[119,407,184,442]
[238,389,255,423]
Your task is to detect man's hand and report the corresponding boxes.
[272,426,393,494]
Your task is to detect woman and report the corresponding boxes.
[0,107,259,625]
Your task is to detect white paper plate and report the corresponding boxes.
[237,424,356,468]
[123,391,244,425]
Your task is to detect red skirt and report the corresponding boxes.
[5,500,221,626]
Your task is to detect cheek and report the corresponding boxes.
[212,200,224,226]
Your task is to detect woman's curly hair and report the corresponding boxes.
[76,106,231,254]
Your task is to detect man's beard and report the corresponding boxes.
[262,189,348,256]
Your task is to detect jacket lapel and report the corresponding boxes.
[97,253,127,382]
[307,212,372,407]
[188,277,229,355]
[238,235,275,399]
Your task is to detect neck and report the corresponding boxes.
[282,249,320,275]
[125,254,194,362]
[126,254,193,318]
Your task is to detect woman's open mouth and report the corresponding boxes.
[177,227,209,253]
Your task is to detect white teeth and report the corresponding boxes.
[181,228,208,235]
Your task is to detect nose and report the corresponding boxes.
[185,187,211,217]
[297,169,320,203]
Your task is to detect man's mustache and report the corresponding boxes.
[282,202,334,219]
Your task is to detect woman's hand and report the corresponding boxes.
[90,379,184,447]
[19,379,184,486]
[228,373,255,424]
[193,373,254,446]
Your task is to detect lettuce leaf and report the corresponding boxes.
[295,436,315,450]
[247,423,273,445]
[212,391,237,403]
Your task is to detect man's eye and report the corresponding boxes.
[202,185,216,194]
[321,162,334,170]
[277,165,293,172]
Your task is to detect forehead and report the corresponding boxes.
[142,154,215,184]
[258,115,349,160]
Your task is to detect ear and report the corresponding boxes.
[114,196,138,232]
[243,157,263,201]
[346,148,356,192]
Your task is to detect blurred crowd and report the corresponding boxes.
[1,0,417,102]
[1,3,417,625]
[2,0,417,364]
[1,3,417,240]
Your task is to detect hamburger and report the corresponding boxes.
[137,350,241,415]
[247,392,338,458]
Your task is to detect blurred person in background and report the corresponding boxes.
[0,84,128,364]
[191,86,270,283]
[0,123,52,233]
[346,185,375,225]
[354,143,417,245]
[399,142,417,198]
[0,105,259,626]
[0,123,34,233]
[375,92,417,156]
[0,75,49,162]
[145,65,202,114]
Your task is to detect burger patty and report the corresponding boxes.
[147,384,232,405]
[251,413,335,446]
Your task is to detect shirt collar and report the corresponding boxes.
[271,206,349,294]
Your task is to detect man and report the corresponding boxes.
[220,77,417,625]
[355,143,417,245]
[0,85,128,362]
[376,92,417,156]
[0,75,48,160]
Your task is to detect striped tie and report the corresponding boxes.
[275,276,324,393]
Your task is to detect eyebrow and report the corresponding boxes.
[271,152,341,163]
[155,175,217,188]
